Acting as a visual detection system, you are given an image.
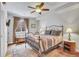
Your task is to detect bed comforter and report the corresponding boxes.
[26,34,63,52]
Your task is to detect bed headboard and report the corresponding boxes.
[45,25,64,36]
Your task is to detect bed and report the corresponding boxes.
[25,25,64,56]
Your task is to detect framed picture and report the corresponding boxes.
[31,24,36,28]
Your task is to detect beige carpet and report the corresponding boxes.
[6,43,79,57]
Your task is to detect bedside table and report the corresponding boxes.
[64,40,76,53]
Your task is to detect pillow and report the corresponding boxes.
[51,30,61,36]
[25,33,34,39]
[51,30,54,35]
[25,33,29,38]
[45,30,52,35]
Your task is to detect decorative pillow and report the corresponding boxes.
[51,30,54,35]
[45,30,52,35]
[25,33,29,38]
[25,33,31,39]
[51,30,61,36]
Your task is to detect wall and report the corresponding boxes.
[37,13,63,32]
[56,8,79,34]
[0,3,7,57]
[29,18,39,34]
[0,2,1,56]
[37,11,79,34]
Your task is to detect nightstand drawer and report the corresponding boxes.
[64,40,76,53]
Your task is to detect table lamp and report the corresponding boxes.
[66,28,72,41]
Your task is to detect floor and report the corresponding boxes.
[6,43,79,57]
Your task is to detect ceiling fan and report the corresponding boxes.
[28,2,49,15]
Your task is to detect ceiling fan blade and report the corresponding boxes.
[2,2,6,4]
[28,6,35,9]
[39,2,44,8]
[31,11,35,13]
[42,9,49,11]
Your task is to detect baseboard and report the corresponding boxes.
[8,41,25,46]
[8,43,15,46]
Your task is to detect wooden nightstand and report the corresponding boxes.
[64,40,76,53]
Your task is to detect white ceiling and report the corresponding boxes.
[6,2,78,17]
[6,2,79,21]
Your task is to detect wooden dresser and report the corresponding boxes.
[64,40,76,53]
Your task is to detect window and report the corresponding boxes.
[16,19,26,32]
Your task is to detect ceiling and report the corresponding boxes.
[6,2,79,25]
[6,2,79,18]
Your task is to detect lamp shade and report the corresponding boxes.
[66,28,72,33]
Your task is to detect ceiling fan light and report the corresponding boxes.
[36,8,41,12]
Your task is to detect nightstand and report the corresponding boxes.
[64,40,76,53]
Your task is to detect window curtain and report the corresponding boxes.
[13,17,20,43]
[24,18,29,33]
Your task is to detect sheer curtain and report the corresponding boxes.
[24,18,29,33]
[15,18,29,32]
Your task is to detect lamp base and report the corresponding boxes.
[68,38,71,41]
[68,33,71,41]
